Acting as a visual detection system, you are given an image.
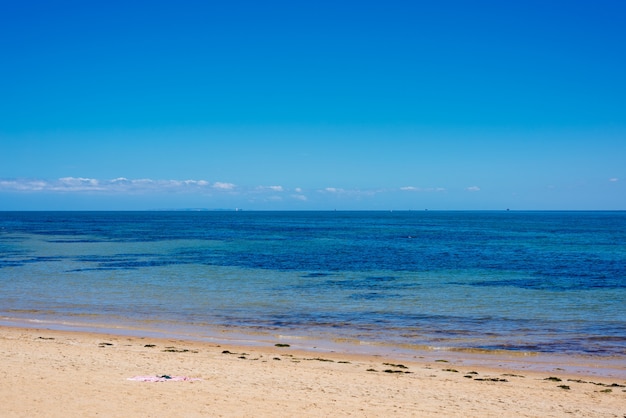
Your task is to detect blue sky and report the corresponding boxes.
[1,0,624,210]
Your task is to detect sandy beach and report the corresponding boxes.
[1,326,624,417]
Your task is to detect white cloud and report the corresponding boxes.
[182,179,206,186]
[0,177,219,193]
[466,186,481,192]
[257,185,284,192]
[318,187,381,198]
[132,179,155,185]
[400,186,446,192]
[609,178,619,182]
[0,178,443,204]
[212,182,236,190]
[59,177,99,186]
[54,177,103,191]
[0,179,47,191]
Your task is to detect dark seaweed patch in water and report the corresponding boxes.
[102,259,187,269]
[584,335,626,342]
[466,274,625,291]
[366,276,398,282]
[72,253,193,270]
[1,255,66,268]
[322,276,408,292]
[277,274,417,296]
[100,259,180,268]
[348,292,391,300]
[0,235,24,241]
[46,239,105,243]
[75,254,157,263]
[300,272,332,278]
[0,261,25,268]
[75,255,133,263]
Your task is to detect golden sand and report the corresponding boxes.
[1,326,624,417]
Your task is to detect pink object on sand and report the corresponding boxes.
[127,375,202,382]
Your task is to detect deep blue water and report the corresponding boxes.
[1,211,625,356]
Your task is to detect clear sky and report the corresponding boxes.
[1,0,624,210]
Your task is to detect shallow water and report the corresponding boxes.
[1,211,625,357]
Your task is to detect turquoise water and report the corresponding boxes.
[1,211,625,356]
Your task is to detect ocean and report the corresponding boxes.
[1,211,625,358]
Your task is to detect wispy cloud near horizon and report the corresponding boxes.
[0,177,528,210]
[0,177,226,194]
[257,185,284,192]
[0,177,459,201]
[400,186,446,192]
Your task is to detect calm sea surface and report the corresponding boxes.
[1,211,625,357]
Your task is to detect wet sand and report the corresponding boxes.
[1,326,624,417]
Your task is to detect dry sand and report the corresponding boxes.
[1,326,624,417]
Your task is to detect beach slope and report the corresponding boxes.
[1,326,624,417]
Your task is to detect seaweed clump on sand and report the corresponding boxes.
[383,363,408,369]
[474,378,508,382]
[162,346,198,353]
